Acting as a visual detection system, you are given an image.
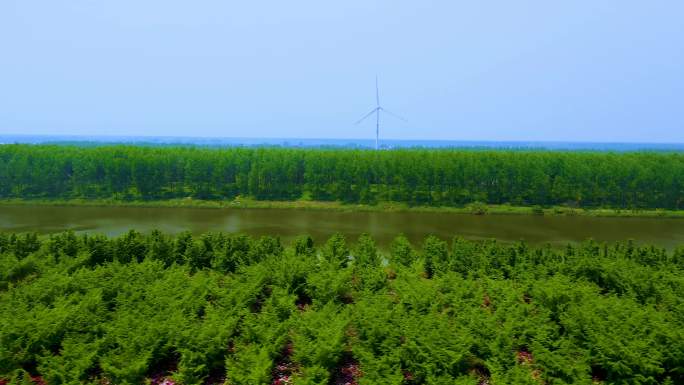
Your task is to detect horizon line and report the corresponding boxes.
[2,133,684,146]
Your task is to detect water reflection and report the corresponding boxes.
[1,205,683,250]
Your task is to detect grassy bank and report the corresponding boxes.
[2,197,684,218]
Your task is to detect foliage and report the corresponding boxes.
[0,231,683,384]
[1,145,683,209]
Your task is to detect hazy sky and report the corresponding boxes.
[1,1,683,142]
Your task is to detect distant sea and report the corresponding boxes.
[1,134,683,152]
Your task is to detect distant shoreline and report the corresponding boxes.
[2,134,684,151]
[2,198,683,218]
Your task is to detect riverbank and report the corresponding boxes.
[1,197,684,218]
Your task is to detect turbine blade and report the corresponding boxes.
[355,108,379,125]
[380,107,407,122]
[376,75,380,107]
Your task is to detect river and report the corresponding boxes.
[0,206,684,249]
[1,205,683,249]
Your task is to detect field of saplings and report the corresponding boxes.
[1,231,683,385]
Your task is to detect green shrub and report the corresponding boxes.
[0,231,682,384]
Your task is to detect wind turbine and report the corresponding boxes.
[355,76,406,150]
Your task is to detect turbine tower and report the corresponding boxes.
[355,76,406,150]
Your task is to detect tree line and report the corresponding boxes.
[1,144,683,209]
[1,231,683,384]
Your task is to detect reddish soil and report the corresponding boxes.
[402,370,415,382]
[481,294,492,309]
[330,355,362,385]
[150,378,177,385]
[271,343,297,385]
[516,349,534,365]
[148,351,180,385]
[295,292,312,311]
[469,363,491,385]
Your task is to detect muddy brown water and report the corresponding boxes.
[1,205,683,250]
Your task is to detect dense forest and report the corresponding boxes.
[1,145,683,209]
[1,231,683,384]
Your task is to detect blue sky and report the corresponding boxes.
[1,1,682,142]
